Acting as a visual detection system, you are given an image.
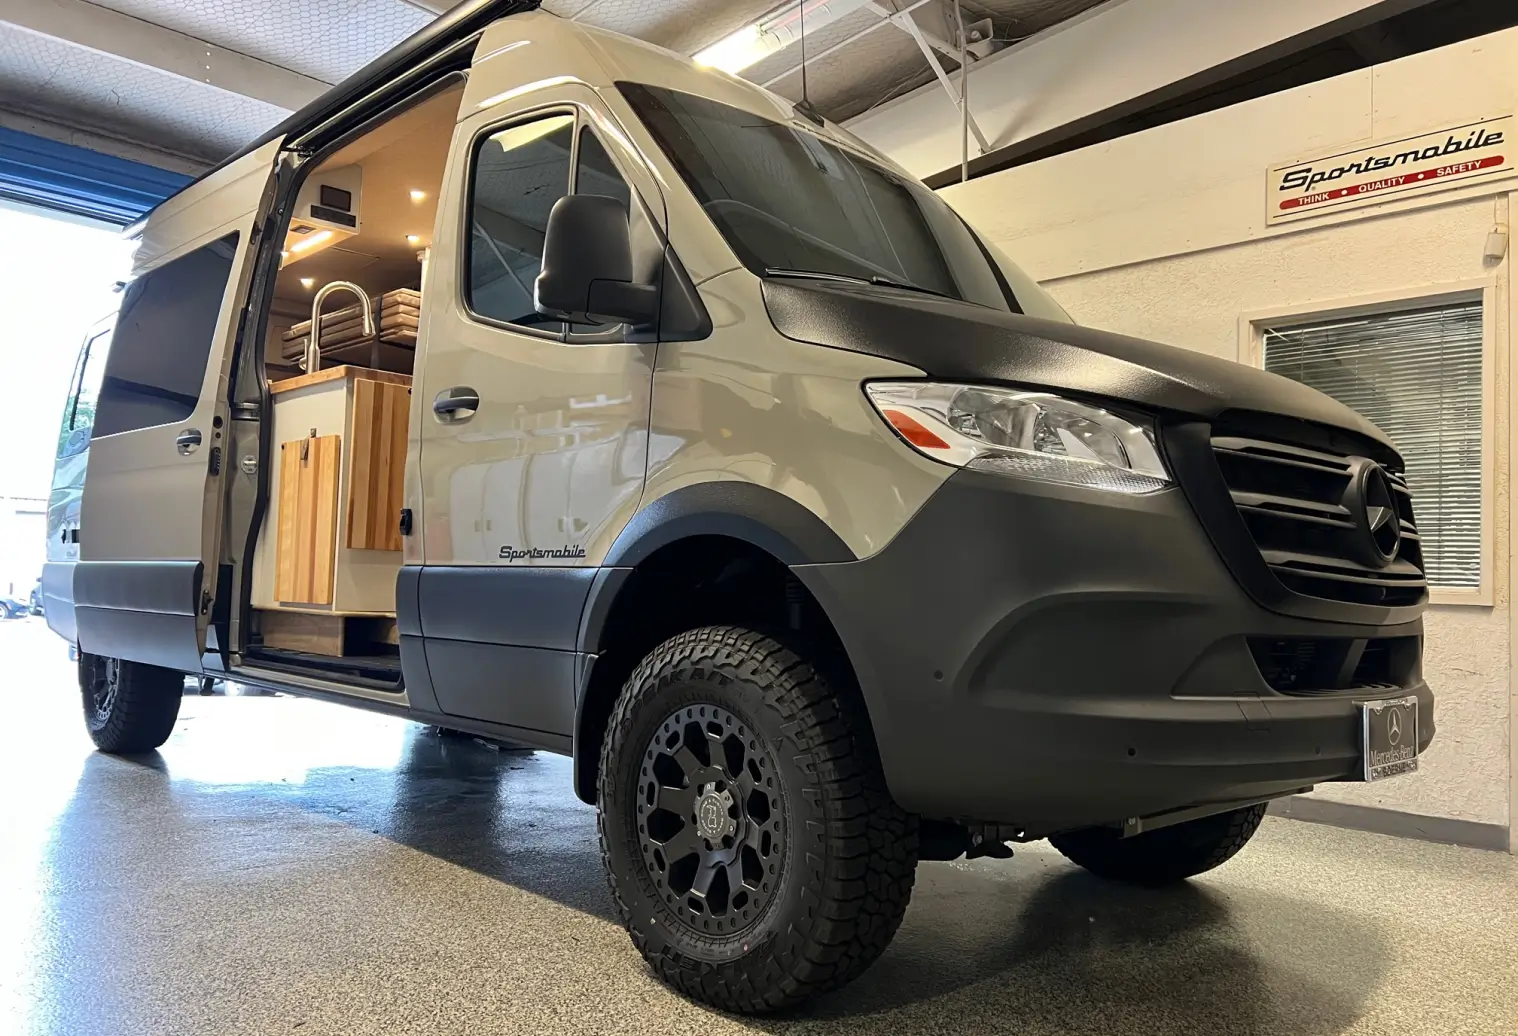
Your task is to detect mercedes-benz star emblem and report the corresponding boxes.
[1386,707,1404,746]
[1345,459,1402,567]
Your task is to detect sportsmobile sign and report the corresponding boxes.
[1267,115,1514,225]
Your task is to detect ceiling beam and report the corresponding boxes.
[0,0,326,111]
[0,106,209,175]
[866,1,960,60]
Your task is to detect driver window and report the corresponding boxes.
[466,114,640,338]
[466,114,576,333]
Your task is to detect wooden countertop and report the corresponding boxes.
[270,365,413,396]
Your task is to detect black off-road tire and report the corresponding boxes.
[79,652,183,753]
[1049,803,1268,886]
[598,626,917,1014]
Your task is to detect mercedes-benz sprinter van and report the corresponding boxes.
[44,1,1434,1013]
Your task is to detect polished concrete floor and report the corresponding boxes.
[2,618,1516,1036]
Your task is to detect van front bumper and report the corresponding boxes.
[792,469,1433,836]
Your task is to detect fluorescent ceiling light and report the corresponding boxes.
[289,229,334,254]
[695,24,778,73]
[695,0,876,74]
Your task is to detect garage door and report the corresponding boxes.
[0,127,190,225]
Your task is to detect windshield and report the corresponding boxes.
[621,82,1021,312]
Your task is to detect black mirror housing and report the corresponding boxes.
[534,194,659,326]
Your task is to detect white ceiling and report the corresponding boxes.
[0,0,1108,169]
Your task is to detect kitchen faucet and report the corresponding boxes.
[305,281,375,374]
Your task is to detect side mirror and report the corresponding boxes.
[534,194,659,326]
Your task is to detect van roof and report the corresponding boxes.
[130,1,906,242]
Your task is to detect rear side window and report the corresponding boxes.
[466,114,576,333]
[57,328,112,458]
[93,233,238,439]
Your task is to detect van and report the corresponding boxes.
[44,1,1434,1013]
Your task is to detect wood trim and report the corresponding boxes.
[257,609,345,655]
[274,433,341,605]
[347,378,409,551]
[270,364,413,395]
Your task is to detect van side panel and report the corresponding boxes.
[75,138,282,672]
[640,270,951,562]
[409,75,665,734]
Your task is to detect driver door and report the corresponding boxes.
[74,139,282,672]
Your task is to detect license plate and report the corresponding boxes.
[1359,696,1420,781]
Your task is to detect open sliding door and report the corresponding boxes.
[74,139,283,672]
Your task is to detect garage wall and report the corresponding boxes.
[929,29,1518,831]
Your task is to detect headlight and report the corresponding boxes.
[865,382,1170,494]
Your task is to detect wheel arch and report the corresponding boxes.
[572,486,862,804]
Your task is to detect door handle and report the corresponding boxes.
[433,387,480,420]
[176,428,203,455]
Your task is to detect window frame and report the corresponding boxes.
[460,103,642,343]
[57,325,113,459]
[91,230,240,440]
[1238,279,1497,606]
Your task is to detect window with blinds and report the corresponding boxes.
[1263,300,1483,590]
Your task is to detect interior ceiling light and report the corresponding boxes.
[406,234,422,245]
[694,0,875,73]
[288,230,334,255]
[300,277,316,289]
[409,189,426,202]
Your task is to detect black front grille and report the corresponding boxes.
[1248,635,1417,695]
[1211,435,1426,607]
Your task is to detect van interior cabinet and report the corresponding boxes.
[251,366,412,629]
[274,432,340,605]
[347,378,410,552]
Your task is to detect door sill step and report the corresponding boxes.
[242,645,403,690]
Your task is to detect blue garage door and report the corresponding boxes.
[0,128,191,225]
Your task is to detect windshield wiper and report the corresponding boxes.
[763,267,955,301]
[763,268,868,285]
[865,275,955,301]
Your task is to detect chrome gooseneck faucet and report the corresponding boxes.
[305,281,375,374]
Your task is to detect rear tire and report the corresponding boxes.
[1049,803,1268,886]
[597,626,917,1014]
[79,653,183,753]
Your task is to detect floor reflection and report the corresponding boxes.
[2,618,1512,1036]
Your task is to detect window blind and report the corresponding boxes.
[1263,300,1483,590]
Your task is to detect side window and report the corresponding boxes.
[57,329,112,458]
[466,114,576,332]
[571,128,637,337]
[574,128,631,211]
[94,233,239,439]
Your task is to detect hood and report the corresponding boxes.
[762,278,1395,453]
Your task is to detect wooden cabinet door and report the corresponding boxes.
[347,379,409,552]
[275,434,340,605]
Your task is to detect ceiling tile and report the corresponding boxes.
[0,24,287,160]
[83,0,434,85]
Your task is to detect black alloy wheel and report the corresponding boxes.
[637,703,784,935]
[88,656,122,722]
[78,652,182,753]
[598,626,918,1013]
